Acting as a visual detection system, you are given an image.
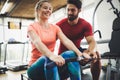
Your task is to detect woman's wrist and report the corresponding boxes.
[78,55,84,60]
[77,52,83,57]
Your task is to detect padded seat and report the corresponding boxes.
[101,52,120,59]
[102,17,120,58]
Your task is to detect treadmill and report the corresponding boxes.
[4,41,28,71]
[0,42,8,73]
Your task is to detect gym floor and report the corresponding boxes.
[0,59,110,80]
[0,70,26,80]
[0,68,106,80]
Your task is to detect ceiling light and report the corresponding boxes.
[0,0,13,14]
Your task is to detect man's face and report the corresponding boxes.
[67,4,79,21]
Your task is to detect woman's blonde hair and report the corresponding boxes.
[35,0,49,21]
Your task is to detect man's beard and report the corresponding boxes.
[68,15,78,21]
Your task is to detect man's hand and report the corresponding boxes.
[79,53,91,66]
[84,50,101,63]
[83,50,97,58]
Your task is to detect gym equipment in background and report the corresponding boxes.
[0,42,8,74]
[4,41,29,71]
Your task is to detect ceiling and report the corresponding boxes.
[0,0,67,19]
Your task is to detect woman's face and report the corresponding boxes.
[38,2,53,20]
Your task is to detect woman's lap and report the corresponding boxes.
[27,50,81,80]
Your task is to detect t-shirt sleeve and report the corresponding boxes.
[55,24,62,33]
[84,23,93,37]
[53,24,62,40]
[56,21,60,26]
[27,23,37,38]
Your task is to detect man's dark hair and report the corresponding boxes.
[67,0,82,9]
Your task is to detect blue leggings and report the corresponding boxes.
[27,50,81,80]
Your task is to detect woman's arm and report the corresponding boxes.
[28,30,65,66]
[28,30,52,57]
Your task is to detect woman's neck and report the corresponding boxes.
[38,19,49,28]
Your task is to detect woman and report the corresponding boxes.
[27,0,90,80]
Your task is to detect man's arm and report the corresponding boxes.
[85,35,97,58]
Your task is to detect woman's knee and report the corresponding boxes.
[61,50,77,58]
[27,56,47,79]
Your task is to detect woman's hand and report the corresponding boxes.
[49,54,65,66]
[82,53,91,59]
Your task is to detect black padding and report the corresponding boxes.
[101,52,120,58]
[112,17,120,31]
[109,17,120,54]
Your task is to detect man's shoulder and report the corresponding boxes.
[56,18,68,26]
[79,18,88,23]
[79,18,91,26]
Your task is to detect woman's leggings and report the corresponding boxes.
[27,50,81,80]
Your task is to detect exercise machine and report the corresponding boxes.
[0,42,8,74]
[101,16,120,80]
[101,1,120,79]
[4,41,29,71]
[102,53,120,80]
[87,0,120,79]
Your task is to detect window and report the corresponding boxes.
[8,21,21,29]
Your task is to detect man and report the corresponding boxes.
[56,0,101,80]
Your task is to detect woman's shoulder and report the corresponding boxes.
[49,23,61,31]
[29,21,39,26]
[28,22,40,29]
[49,23,59,28]
[28,22,40,32]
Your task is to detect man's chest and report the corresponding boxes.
[61,26,84,39]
